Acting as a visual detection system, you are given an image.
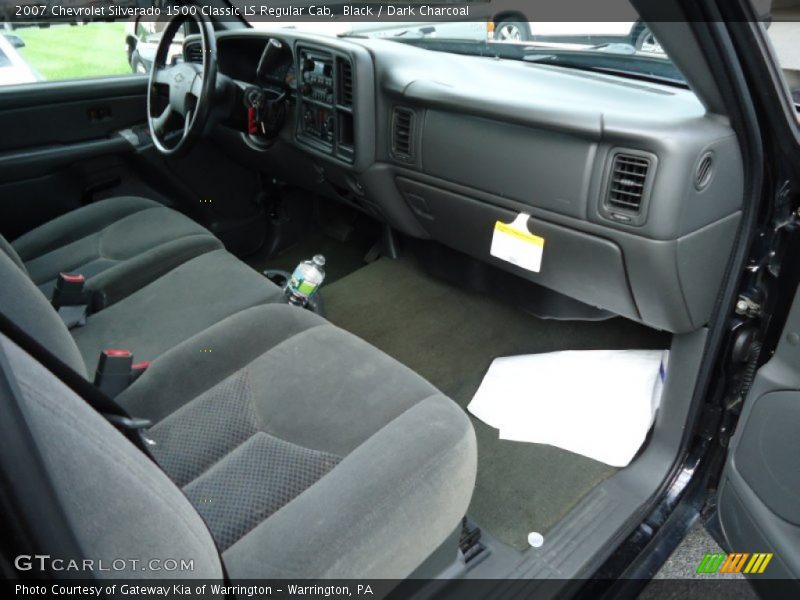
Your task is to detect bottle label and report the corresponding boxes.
[297,279,318,296]
[288,266,319,299]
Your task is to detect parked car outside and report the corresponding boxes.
[0,33,39,85]
[488,0,772,49]
[125,18,184,73]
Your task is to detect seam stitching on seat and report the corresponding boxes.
[97,228,211,261]
[87,237,222,308]
[142,321,330,426]
[15,199,157,261]
[91,235,219,284]
[23,232,104,284]
[156,369,260,487]
[96,209,207,260]
[180,429,343,549]
[180,432,259,490]
[232,399,467,576]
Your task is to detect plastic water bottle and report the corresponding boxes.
[285,254,326,306]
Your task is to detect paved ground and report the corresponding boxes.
[638,523,759,599]
[652,523,742,581]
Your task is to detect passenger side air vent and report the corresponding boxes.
[392,107,415,162]
[695,152,714,190]
[185,43,203,64]
[606,153,651,216]
[337,58,353,107]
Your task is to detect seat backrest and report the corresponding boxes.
[0,246,87,378]
[0,333,223,579]
[0,234,27,273]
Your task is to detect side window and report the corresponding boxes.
[0,18,182,88]
[759,2,800,114]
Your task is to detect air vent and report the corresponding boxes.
[185,43,203,64]
[695,153,714,190]
[607,153,651,214]
[392,107,415,161]
[337,58,353,107]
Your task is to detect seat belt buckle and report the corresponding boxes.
[131,360,150,384]
[52,273,89,329]
[94,349,150,397]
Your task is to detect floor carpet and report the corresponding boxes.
[323,257,671,551]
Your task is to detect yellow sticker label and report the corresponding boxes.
[494,221,545,246]
[490,214,545,273]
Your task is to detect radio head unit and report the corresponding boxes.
[296,47,355,164]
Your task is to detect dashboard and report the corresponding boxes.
[185,30,744,335]
[186,35,356,163]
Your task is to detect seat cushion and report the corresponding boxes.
[4,194,477,578]
[117,304,477,578]
[12,196,222,308]
[72,249,286,374]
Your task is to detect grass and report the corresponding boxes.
[15,22,131,82]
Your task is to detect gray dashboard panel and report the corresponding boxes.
[395,171,741,332]
[367,39,744,237]
[204,31,745,334]
[362,38,744,333]
[396,177,640,321]
[421,111,597,220]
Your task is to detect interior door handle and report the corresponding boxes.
[82,177,121,203]
[87,106,113,122]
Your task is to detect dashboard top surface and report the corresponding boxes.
[208,29,709,136]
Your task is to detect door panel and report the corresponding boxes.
[733,392,800,525]
[717,284,800,582]
[0,77,147,240]
[0,75,270,255]
[0,77,147,152]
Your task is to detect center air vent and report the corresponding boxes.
[337,58,353,107]
[392,107,415,162]
[185,43,203,64]
[605,152,653,222]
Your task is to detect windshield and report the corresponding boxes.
[234,1,685,85]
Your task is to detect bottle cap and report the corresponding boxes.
[312,254,326,266]
[527,532,544,548]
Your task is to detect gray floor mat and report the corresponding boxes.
[323,257,670,551]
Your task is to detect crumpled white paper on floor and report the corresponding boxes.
[467,349,669,467]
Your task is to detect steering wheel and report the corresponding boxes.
[147,13,217,156]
